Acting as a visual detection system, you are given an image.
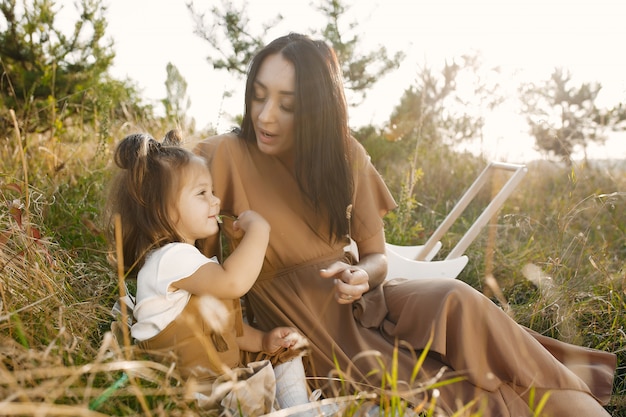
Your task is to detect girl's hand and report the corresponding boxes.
[232,210,270,234]
[262,327,301,353]
[319,261,370,304]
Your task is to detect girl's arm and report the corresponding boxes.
[173,210,270,299]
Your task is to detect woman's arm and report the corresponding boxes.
[319,228,388,303]
[354,229,388,289]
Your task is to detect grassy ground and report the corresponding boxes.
[1,119,624,415]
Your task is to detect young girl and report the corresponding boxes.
[106,130,310,415]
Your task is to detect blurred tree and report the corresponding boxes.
[186,0,403,104]
[606,102,626,131]
[1,0,109,132]
[519,68,606,165]
[0,0,148,137]
[361,54,499,245]
[314,0,404,104]
[186,0,274,77]
[162,62,194,132]
[385,54,502,148]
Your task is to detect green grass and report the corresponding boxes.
[1,115,624,415]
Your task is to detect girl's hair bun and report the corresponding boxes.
[114,129,183,171]
[163,129,183,145]
[114,133,155,170]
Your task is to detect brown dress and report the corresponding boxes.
[195,133,616,416]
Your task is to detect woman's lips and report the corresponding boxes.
[258,128,277,144]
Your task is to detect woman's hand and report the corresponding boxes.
[319,261,370,304]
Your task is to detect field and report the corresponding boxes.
[1,116,624,416]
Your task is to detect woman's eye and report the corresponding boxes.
[281,102,295,112]
[252,89,266,102]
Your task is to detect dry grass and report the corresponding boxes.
[1,113,624,415]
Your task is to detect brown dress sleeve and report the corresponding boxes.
[195,133,252,219]
[348,138,398,243]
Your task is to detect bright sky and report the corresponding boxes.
[59,0,626,162]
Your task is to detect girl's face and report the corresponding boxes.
[171,157,221,245]
[250,53,296,161]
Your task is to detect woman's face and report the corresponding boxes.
[250,53,296,159]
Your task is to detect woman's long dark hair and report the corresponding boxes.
[240,33,353,241]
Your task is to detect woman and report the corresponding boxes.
[195,33,616,416]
